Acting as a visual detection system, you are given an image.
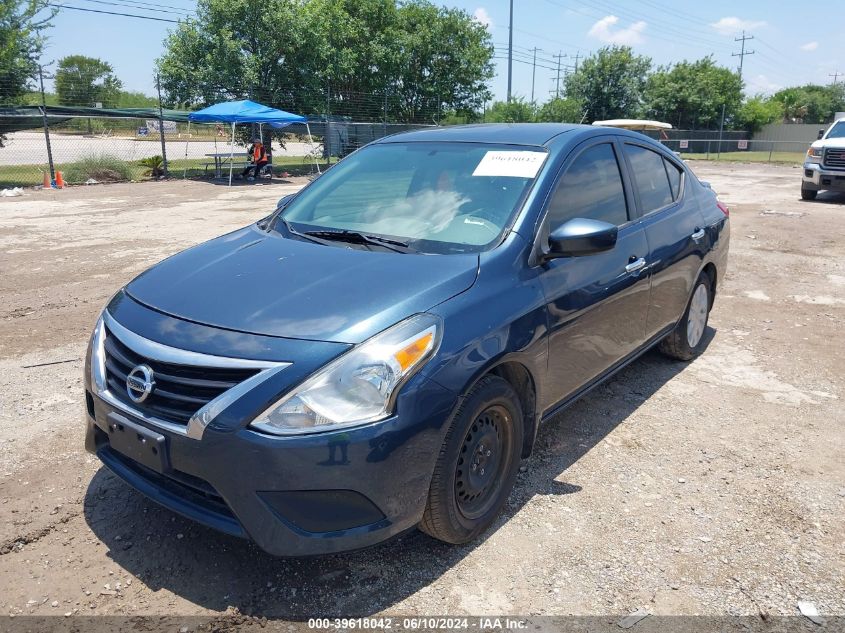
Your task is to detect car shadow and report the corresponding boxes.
[802,191,845,204]
[82,329,713,618]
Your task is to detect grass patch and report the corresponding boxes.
[681,150,805,164]
[62,153,135,184]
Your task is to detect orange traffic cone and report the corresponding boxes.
[42,172,51,189]
[55,171,65,189]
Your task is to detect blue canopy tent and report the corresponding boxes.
[188,99,318,185]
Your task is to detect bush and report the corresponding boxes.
[138,155,164,178]
[62,153,135,183]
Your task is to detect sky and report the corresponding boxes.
[37,0,844,102]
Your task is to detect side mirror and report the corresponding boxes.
[818,129,825,140]
[276,193,296,210]
[546,218,618,259]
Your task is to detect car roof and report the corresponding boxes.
[375,123,584,147]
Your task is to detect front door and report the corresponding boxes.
[536,139,651,410]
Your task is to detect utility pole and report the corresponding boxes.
[553,53,565,99]
[732,30,755,83]
[38,64,56,185]
[506,0,513,102]
[530,47,538,104]
[830,71,841,86]
[572,51,581,73]
[155,73,169,178]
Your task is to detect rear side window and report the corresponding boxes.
[547,143,628,229]
[664,158,683,200]
[626,144,673,213]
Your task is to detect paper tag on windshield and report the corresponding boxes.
[472,151,545,178]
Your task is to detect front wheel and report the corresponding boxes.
[420,375,523,544]
[801,184,818,200]
[659,274,712,361]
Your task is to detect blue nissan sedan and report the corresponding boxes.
[84,124,729,555]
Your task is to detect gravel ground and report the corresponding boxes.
[0,163,842,620]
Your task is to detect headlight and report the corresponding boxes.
[249,314,442,436]
[807,147,822,158]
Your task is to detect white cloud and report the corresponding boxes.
[588,15,647,46]
[746,74,781,95]
[710,16,766,36]
[800,41,818,51]
[473,7,493,30]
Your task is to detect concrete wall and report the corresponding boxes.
[753,123,826,151]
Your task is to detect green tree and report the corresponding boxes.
[55,55,123,107]
[564,46,651,123]
[116,90,158,107]
[736,95,783,133]
[534,97,584,123]
[484,98,533,123]
[0,0,53,105]
[156,0,493,123]
[642,57,742,129]
[772,84,845,123]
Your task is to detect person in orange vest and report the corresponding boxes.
[241,137,269,181]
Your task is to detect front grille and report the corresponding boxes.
[103,325,259,425]
[823,148,845,169]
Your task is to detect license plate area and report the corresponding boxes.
[106,412,169,473]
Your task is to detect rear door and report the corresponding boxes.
[537,137,651,408]
[621,142,706,339]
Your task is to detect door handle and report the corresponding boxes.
[625,257,646,274]
[691,227,706,241]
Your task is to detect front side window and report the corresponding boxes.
[626,144,674,213]
[276,142,547,254]
[546,143,628,229]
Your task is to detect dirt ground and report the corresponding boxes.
[0,163,842,620]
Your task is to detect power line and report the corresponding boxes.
[47,2,181,23]
[75,0,191,17]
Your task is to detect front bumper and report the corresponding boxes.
[85,372,458,557]
[802,162,845,191]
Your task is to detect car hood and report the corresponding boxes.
[813,138,845,149]
[125,225,479,344]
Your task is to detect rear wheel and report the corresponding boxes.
[420,375,523,544]
[659,274,712,361]
[801,184,818,200]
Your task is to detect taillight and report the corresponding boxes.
[716,200,729,217]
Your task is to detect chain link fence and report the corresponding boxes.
[2,106,820,188]
[0,86,438,187]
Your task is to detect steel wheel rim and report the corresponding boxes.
[455,405,513,520]
[686,284,709,348]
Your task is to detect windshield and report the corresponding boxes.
[275,141,547,254]
[826,121,845,139]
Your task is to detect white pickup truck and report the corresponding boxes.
[802,117,845,200]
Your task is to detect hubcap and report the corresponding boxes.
[686,283,709,348]
[455,405,512,519]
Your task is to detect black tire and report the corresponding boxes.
[420,375,524,544]
[801,184,818,200]
[659,273,712,361]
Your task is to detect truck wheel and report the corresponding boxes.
[420,375,523,544]
[659,274,712,361]
[801,184,818,200]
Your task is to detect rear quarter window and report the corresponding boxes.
[664,158,683,200]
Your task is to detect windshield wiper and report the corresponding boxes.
[275,219,337,246]
[302,229,415,253]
